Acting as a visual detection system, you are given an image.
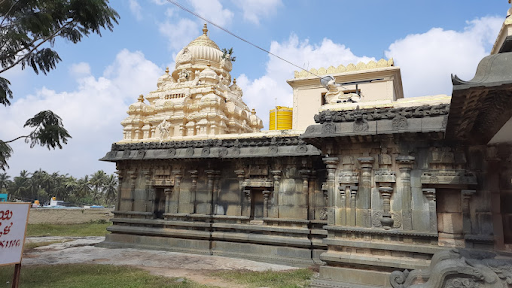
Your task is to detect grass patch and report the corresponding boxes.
[212,268,313,288]
[26,222,111,237]
[0,264,209,288]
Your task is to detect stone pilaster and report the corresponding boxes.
[378,187,394,229]
[143,170,152,213]
[213,171,221,214]
[115,170,123,212]
[263,190,271,217]
[397,155,415,230]
[300,169,311,220]
[422,188,437,233]
[462,190,476,235]
[172,170,182,214]
[357,157,374,228]
[164,188,172,213]
[128,171,137,211]
[323,157,339,225]
[205,170,215,215]
[271,170,282,218]
[189,170,198,213]
[235,169,245,216]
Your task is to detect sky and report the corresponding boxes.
[0,0,509,179]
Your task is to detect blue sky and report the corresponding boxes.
[1,0,509,179]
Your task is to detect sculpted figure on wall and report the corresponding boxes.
[157,119,171,141]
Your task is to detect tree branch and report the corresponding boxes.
[0,20,72,74]
[0,0,21,28]
[4,134,28,143]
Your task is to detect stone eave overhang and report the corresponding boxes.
[300,104,449,146]
[446,51,512,144]
[100,136,321,162]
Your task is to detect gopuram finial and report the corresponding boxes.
[165,67,169,74]
[138,94,144,102]
[202,23,208,35]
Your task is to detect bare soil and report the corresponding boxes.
[23,236,297,287]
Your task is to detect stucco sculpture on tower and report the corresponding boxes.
[121,24,263,142]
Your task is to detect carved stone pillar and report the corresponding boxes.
[462,190,476,235]
[423,188,437,233]
[349,186,358,226]
[309,171,317,221]
[378,187,394,229]
[128,171,137,211]
[243,189,251,217]
[205,170,215,215]
[323,157,339,225]
[164,188,172,213]
[271,170,282,218]
[300,169,311,220]
[143,170,152,213]
[339,170,359,226]
[189,170,198,213]
[263,190,271,218]
[397,155,415,230]
[357,157,374,228]
[235,169,245,216]
[115,170,123,211]
[339,185,348,226]
[172,170,182,214]
[213,171,221,214]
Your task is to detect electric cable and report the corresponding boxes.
[166,0,322,79]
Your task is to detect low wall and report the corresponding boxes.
[28,208,113,224]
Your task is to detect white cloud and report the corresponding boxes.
[0,50,162,177]
[157,0,232,53]
[69,62,91,77]
[129,0,143,21]
[237,34,375,129]
[385,16,502,98]
[159,18,199,52]
[233,0,282,25]
[187,0,234,27]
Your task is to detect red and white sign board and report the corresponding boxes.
[0,203,30,266]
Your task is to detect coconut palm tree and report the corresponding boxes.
[0,173,11,192]
[103,174,118,206]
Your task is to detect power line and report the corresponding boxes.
[166,0,321,79]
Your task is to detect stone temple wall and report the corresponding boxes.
[100,136,330,266]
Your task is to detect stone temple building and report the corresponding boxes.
[100,6,512,287]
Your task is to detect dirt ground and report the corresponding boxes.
[23,236,299,288]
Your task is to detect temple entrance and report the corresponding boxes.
[153,188,166,219]
[250,189,265,219]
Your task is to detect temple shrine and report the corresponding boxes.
[100,6,512,287]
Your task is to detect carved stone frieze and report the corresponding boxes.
[242,179,274,188]
[338,171,359,184]
[353,118,369,132]
[392,114,408,130]
[374,169,396,183]
[421,170,477,185]
[314,104,450,124]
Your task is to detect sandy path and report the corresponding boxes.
[23,236,297,287]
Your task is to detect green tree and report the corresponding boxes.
[89,170,107,204]
[9,170,31,200]
[103,174,117,206]
[0,0,120,170]
[0,172,11,192]
[221,47,236,62]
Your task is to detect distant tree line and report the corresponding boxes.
[0,170,117,207]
